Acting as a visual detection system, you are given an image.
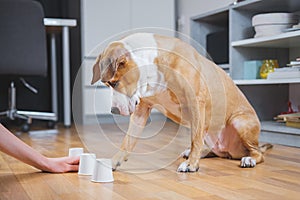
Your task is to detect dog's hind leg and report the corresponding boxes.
[231,115,264,168]
[112,101,151,170]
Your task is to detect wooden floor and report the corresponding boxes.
[1,121,300,200]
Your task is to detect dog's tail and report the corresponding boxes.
[259,143,273,153]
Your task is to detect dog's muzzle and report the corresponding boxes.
[111,107,121,115]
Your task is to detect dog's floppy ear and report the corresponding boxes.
[91,54,101,85]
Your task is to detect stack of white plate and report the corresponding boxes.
[252,13,298,38]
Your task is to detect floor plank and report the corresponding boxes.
[0,122,300,200]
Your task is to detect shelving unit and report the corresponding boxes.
[191,7,229,67]
[191,0,300,147]
[230,0,300,79]
[232,30,300,48]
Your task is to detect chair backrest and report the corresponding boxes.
[0,0,47,76]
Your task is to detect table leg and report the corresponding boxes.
[50,33,58,118]
[62,26,71,127]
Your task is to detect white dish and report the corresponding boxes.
[284,27,300,32]
[252,13,298,26]
[254,24,293,38]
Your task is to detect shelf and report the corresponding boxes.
[261,121,300,136]
[234,78,300,85]
[191,6,229,21]
[231,30,300,48]
[260,121,300,147]
[218,63,230,69]
[232,0,300,13]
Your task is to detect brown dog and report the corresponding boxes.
[91,33,270,172]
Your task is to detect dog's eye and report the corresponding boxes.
[107,81,119,88]
[118,61,126,69]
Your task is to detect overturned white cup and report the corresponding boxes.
[78,153,96,175]
[68,147,84,157]
[91,159,114,183]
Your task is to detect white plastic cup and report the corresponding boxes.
[68,147,84,157]
[91,159,114,183]
[78,153,96,175]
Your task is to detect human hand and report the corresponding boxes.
[42,156,80,173]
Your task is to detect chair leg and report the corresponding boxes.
[0,111,8,116]
[8,82,16,110]
[0,82,31,131]
[1,81,57,131]
[13,112,32,132]
[13,112,31,123]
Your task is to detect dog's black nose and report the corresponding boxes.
[111,107,121,115]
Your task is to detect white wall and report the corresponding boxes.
[176,0,233,36]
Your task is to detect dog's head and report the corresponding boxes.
[91,42,141,116]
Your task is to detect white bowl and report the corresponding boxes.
[252,13,298,26]
[254,24,293,38]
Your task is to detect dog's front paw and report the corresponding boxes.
[112,150,128,171]
[177,160,199,172]
[180,148,191,159]
[240,156,256,168]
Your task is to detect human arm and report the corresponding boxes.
[0,124,79,173]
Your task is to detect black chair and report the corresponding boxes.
[0,0,57,131]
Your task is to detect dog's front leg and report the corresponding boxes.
[112,101,151,170]
[177,99,205,172]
